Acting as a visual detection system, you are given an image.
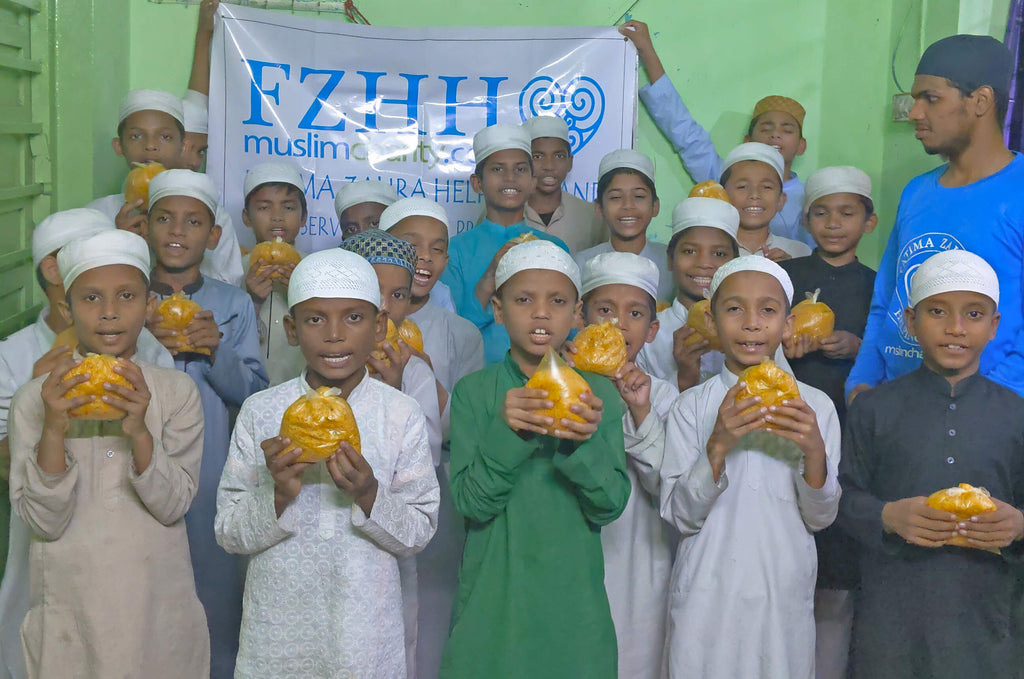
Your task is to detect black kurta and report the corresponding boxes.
[839,368,1024,679]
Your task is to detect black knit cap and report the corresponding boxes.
[916,34,1013,95]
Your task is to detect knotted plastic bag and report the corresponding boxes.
[250,237,302,280]
[156,293,210,355]
[63,353,133,420]
[507,232,539,246]
[279,386,361,463]
[397,319,424,353]
[684,298,722,351]
[688,180,731,203]
[524,346,592,435]
[736,358,800,416]
[124,162,166,206]
[573,321,627,377]
[792,288,835,343]
[927,483,1000,552]
[370,318,400,369]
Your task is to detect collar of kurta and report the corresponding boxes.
[910,365,982,398]
[149,275,205,296]
[299,366,372,400]
[502,351,533,384]
[477,218,528,234]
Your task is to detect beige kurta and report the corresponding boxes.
[524,191,607,254]
[8,360,210,679]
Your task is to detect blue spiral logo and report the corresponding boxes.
[519,75,605,154]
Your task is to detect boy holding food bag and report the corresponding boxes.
[214,248,438,679]
[839,249,1024,679]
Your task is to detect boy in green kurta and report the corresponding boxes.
[439,239,630,679]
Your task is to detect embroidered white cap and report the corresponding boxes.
[494,239,581,296]
[379,197,450,233]
[148,169,220,215]
[182,89,209,135]
[524,115,570,143]
[909,249,1000,308]
[598,149,656,183]
[581,251,660,299]
[288,247,381,309]
[117,89,183,127]
[333,180,399,218]
[33,209,115,269]
[472,123,532,165]
[804,166,873,210]
[58,229,151,290]
[243,161,305,199]
[671,197,740,242]
[708,254,794,304]
[721,142,785,184]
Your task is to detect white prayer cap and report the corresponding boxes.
[804,166,873,210]
[708,255,794,304]
[243,161,305,199]
[909,249,1000,308]
[117,89,183,127]
[598,149,656,183]
[58,229,151,291]
[524,115,570,143]
[148,169,219,216]
[182,89,209,135]
[671,197,740,242]
[379,197,450,233]
[721,142,785,184]
[288,248,381,309]
[334,180,399,218]
[33,208,115,268]
[494,240,581,297]
[581,251,660,300]
[472,123,532,165]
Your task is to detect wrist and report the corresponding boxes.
[880,502,895,534]
[627,402,651,428]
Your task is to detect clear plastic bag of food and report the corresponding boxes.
[573,321,627,377]
[63,354,133,420]
[156,293,210,355]
[279,386,361,463]
[792,288,835,343]
[524,347,593,435]
[927,483,1000,553]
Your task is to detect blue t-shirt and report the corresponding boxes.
[847,153,1024,397]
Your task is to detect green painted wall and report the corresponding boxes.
[52,0,1009,268]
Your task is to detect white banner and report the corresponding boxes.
[209,5,637,252]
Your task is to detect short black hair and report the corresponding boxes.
[666,229,740,260]
[117,118,186,143]
[945,78,1009,125]
[244,182,309,219]
[581,288,657,319]
[596,167,659,203]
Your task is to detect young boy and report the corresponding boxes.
[380,198,484,679]
[839,250,1024,678]
[520,115,605,253]
[0,209,174,679]
[661,256,840,679]
[215,248,439,678]
[334,179,399,241]
[573,149,674,301]
[441,123,569,364]
[145,170,268,679]
[440,239,629,679]
[9,229,210,678]
[621,19,812,246]
[721,143,810,261]
[636,196,740,391]
[580,251,678,679]
[241,160,308,386]
[780,166,877,679]
[86,89,244,286]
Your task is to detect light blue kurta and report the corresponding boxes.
[151,276,267,679]
[440,219,569,365]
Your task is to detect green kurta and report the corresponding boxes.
[440,353,630,679]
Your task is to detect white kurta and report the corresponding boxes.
[602,374,678,679]
[215,371,439,679]
[660,369,841,679]
[0,311,173,679]
[737,233,812,260]
[87,193,244,287]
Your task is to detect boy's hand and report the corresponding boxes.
[783,333,820,359]
[33,343,74,379]
[275,262,296,287]
[326,442,378,516]
[103,359,151,441]
[613,362,651,427]
[560,339,578,368]
[763,246,792,262]
[958,497,1024,548]
[40,355,92,433]
[618,20,665,82]
[246,260,276,306]
[116,199,147,236]
[475,240,517,310]
[706,382,765,481]
[367,341,411,390]
[672,326,708,391]
[406,345,433,370]
[555,391,603,441]
[882,497,959,547]
[502,386,554,437]
[184,310,221,358]
[263,436,312,516]
[764,398,828,487]
[820,331,861,360]
[197,0,219,35]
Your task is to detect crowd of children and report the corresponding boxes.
[0,7,1023,679]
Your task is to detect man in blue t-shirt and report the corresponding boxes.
[847,34,1024,400]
